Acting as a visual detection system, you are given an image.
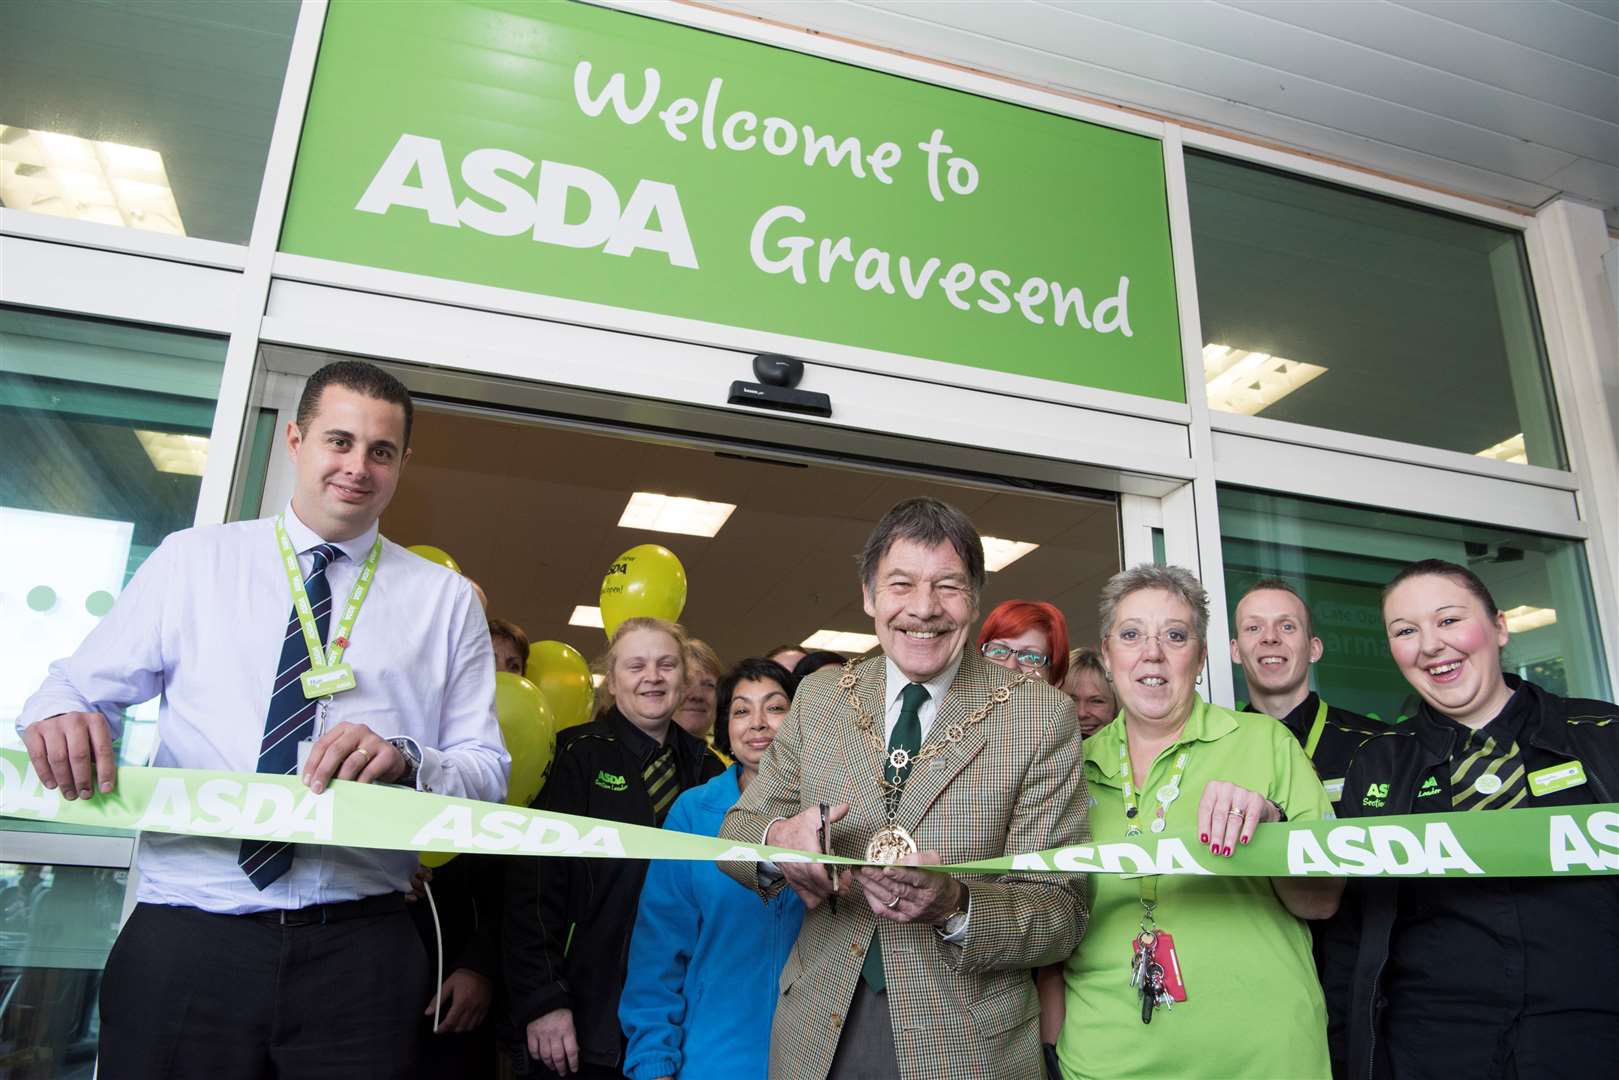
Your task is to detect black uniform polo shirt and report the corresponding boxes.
[1382,687,1619,1078]
[1244,691,1384,804]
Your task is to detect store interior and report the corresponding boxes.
[378,404,1124,670]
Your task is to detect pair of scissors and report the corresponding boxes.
[818,802,838,914]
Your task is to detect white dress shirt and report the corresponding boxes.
[18,504,510,914]
[881,653,963,745]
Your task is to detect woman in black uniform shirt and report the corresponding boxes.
[1327,559,1619,1080]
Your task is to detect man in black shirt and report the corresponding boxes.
[1231,578,1384,804]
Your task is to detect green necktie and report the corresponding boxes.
[860,681,929,993]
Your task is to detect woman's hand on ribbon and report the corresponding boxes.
[1196,780,1277,856]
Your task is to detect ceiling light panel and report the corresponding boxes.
[1502,605,1556,634]
[568,605,605,628]
[1477,433,1528,465]
[0,125,187,235]
[134,430,209,476]
[981,536,1038,572]
[1202,343,1327,416]
[618,492,737,537]
[801,629,881,654]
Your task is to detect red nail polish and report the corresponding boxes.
[1210,843,1219,854]
[1241,836,1249,845]
[1200,833,1208,844]
[1223,846,1232,856]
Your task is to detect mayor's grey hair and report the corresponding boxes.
[1097,563,1210,644]
[858,497,985,599]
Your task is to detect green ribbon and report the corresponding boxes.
[4,750,1617,877]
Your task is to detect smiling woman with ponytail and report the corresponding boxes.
[1324,559,1619,1080]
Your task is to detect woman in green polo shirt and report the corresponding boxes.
[1055,564,1342,1080]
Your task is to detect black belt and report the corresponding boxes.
[245,892,406,926]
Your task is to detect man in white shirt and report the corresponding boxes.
[18,359,508,1079]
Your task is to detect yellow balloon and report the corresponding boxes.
[599,544,687,639]
[527,640,596,731]
[420,672,554,868]
[496,671,556,811]
[407,544,462,574]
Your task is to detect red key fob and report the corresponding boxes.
[1153,931,1187,1002]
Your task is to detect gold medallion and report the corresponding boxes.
[865,824,919,865]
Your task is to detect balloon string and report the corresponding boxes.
[425,878,444,1033]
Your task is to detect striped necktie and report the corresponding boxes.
[238,542,341,889]
[861,681,930,993]
[1450,728,1528,811]
[643,745,680,825]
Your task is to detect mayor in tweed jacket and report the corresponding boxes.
[720,644,1090,1080]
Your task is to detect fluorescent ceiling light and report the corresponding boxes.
[1203,343,1327,416]
[134,430,209,476]
[1477,433,1528,465]
[0,125,187,235]
[801,629,881,654]
[618,492,737,537]
[568,605,604,628]
[1502,605,1556,634]
[981,536,1038,572]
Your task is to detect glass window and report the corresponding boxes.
[1186,151,1567,469]
[0,0,300,244]
[1,308,226,775]
[1219,488,1610,723]
[0,862,127,1080]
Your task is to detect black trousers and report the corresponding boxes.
[99,899,428,1079]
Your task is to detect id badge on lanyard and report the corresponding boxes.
[275,515,381,703]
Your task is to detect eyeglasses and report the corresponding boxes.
[1107,627,1196,652]
[980,642,1050,668]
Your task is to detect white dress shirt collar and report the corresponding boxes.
[881,650,964,743]
[883,652,963,709]
[281,501,380,564]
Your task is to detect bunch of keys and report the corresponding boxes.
[1130,930,1172,1023]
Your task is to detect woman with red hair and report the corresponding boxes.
[977,599,1071,688]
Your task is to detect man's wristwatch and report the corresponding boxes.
[388,737,422,788]
[934,882,970,942]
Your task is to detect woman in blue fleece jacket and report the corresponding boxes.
[620,657,806,1080]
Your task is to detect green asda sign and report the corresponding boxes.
[282,0,1184,401]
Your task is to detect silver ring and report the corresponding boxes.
[886,895,901,909]
[1226,807,1244,817]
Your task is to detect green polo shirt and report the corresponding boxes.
[1057,696,1333,1080]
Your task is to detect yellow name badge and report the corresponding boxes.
[301,663,357,699]
[1528,760,1587,797]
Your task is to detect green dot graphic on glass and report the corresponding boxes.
[1,509,134,724]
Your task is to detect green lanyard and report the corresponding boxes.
[275,515,381,699]
[1118,740,1190,837]
[1303,697,1329,760]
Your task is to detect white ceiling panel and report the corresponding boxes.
[1394,0,1619,75]
[1065,1,1619,165]
[1228,1,1619,124]
[703,0,1619,225]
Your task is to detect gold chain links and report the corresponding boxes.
[838,659,1033,807]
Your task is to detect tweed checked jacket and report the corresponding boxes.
[720,650,1090,1080]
